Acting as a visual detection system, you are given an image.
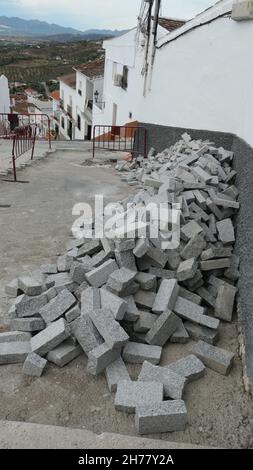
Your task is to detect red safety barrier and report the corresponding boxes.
[93,125,148,160]
[0,113,51,149]
[10,124,37,182]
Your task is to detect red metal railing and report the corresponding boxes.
[10,124,37,182]
[92,125,148,159]
[0,113,51,149]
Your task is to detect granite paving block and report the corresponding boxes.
[123,342,162,365]
[135,400,187,435]
[138,361,186,399]
[23,353,47,377]
[191,340,235,375]
[115,380,163,413]
[105,357,131,392]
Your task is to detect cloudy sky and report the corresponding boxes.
[0,0,216,30]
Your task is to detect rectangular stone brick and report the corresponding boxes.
[115,238,135,252]
[166,354,205,383]
[184,321,218,345]
[18,276,44,296]
[0,341,31,364]
[77,239,101,258]
[107,267,137,293]
[47,340,83,367]
[39,289,76,324]
[181,220,203,242]
[145,311,181,346]
[146,246,168,268]
[214,283,237,322]
[170,320,189,344]
[0,331,31,343]
[133,239,150,258]
[70,314,103,354]
[81,287,101,312]
[179,287,202,305]
[122,295,140,322]
[200,258,231,271]
[216,218,235,245]
[31,318,69,356]
[22,352,47,377]
[85,259,118,288]
[148,267,176,279]
[105,357,131,392]
[115,380,163,413]
[65,305,81,323]
[5,278,20,297]
[87,343,121,375]
[123,342,162,365]
[152,279,179,314]
[196,287,216,308]
[135,272,156,291]
[138,361,186,399]
[57,255,72,272]
[134,290,156,311]
[16,292,48,318]
[180,232,206,260]
[174,296,220,330]
[10,317,45,332]
[100,288,127,321]
[88,308,129,349]
[177,258,198,281]
[135,400,187,434]
[134,312,157,333]
[191,340,235,375]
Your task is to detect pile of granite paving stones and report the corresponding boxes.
[1,133,240,435]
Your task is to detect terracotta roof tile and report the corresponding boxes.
[156,17,186,32]
[50,90,60,101]
[59,73,76,89]
[75,58,105,80]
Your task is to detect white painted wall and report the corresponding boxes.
[96,0,253,147]
[0,74,10,114]
[59,80,76,140]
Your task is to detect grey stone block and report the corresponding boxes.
[201,246,232,260]
[146,246,168,268]
[10,317,45,332]
[74,281,89,301]
[88,308,129,349]
[166,354,205,383]
[192,166,212,183]
[180,233,206,260]
[135,400,187,434]
[16,292,48,318]
[177,258,198,282]
[39,289,76,324]
[174,296,219,330]
[123,342,162,365]
[0,341,31,364]
[134,312,157,333]
[133,239,150,258]
[70,314,103,355]
[57,255,72,272]
[31,318,69,356]
[122,295,140,322]
[115,238,135,252]
[5,278,20,297]
[216,218,235,245]
[115,249,137,271]
[100,288,127,321]
[46,273,75,291]
[105,356,131,392]
[138,361,186,399]
[196,287,216,308]
[191,340,235,375]
[179,287,202,305]
[146,311,181,346]
[81,287,101,312]
[135,272,156,291]
[87,343,121,375]
[149,267,176,279]
[85,259,118,288]
[22,352,47,377]
[215,283,237,322]
[134,290,156,311]
[200,258,231,271]
[90,250,112,268]
[41,264,58,275]
[0,331,31,343]
[184,321,218,345]
[65,305,81,323]
[170,320,189,343]
[107,267,137,293]
[115,380,163,413]
[152,279,179,314]
[18,276,44,296]
[47,340,82,367]
[181,221,203,242]
[224,254,240,281]
[70,262,88,285]
[77,239,101,258]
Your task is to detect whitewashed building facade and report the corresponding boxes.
[0,74,10,114]
[94,0,253,148]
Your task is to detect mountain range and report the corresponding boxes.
[0,16,127,39]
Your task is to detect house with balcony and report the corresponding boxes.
[58,58,105,140]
